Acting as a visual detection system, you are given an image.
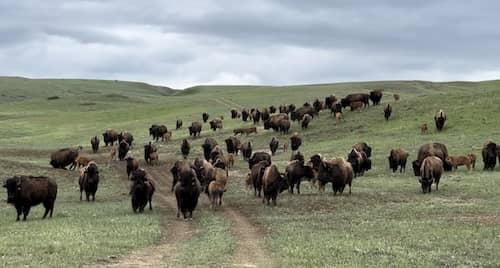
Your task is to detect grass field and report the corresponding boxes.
[0,76,499,267]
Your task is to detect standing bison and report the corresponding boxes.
[181,139,190,159]
[79,161,99,201]
[309,154,353,195]
[102,129,119,146]
[241,141,253,160]
[174,162,202,220]
[419,156,443,193]
[202,138,218,161]
[285,160,315,194]
[301,114,312,129]
[176,119,183,129]
[50,147,79,169]
[189,121,202,137]
[290,134,302,151]
[149,125,168,142]
[3,175,57,221]
[248,152,272,169]
[118,131,134,146]
[482,141,497,170]
[434,109,446,131]
[225,136,241,155]
[130,169,155,213]
[202,112,209,123]
[90,136,100,153]
[388,148,409,173]
[209,119,223,131]
[412,143,452,176]
[269,137,279,156]
[384,104,392,120]
[341,93,370,108]
[118,140,130,161]
[369,90,383,105]
[262,164,289,206]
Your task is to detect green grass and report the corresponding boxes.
[1,76,500,267]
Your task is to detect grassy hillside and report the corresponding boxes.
[0,77,499,267]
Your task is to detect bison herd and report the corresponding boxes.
[3,88,499,222]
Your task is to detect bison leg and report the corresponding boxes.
[149,198,153,210]
[80,190,83,201]
[15,205,22,221]
[22,206,31,221]
[272,194,277,206]
[86,192,90,202]
[42,205,50,219]
[297,180,301,194]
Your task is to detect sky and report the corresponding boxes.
[1,1,499,88]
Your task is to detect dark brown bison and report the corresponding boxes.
[241,109,250,122]
[285,160,315,194]
[149,125,168,142]
[50,147,79,169]
[252,109,261,124]
[291,105,316,121]
[330,102,342,115]
[125,156,139,178]
[118,140,130,161]
[419,156,443,193]
[241,141,253,160]
[193,157,216,192]
[209,118,223,131]
[202,138,218,161]
[279,119,291,134]
[369,90,383,105]
[262,164,289,206]
[261,109,270,121]
[388,148,409,173]
[189,121,202,137]
[130,169,155,213]
[249,152,272,169]
[176,119,183,129]
[288,104,296,113]
[269,137,279,156]
[482,141,497,170]
[269,105,277,114]
[384,104,392,120]
[412,143,452,176]
[102,129,119,146]
[290,134,302,151]
[233,126,257,136]
[118,131,134,146]
[325,95,337,109]
[231,109,238,119]
[143,142,157,164]
[301,114,312,129]
[434,109,446,131]
[313,99,324,113]
[79,161,99,201]
[279,105,288,114]
[174,162,202,220]
[3,175,57,221]
[202,112,209,123]
[264,113,289,132]
[91,136,99,153]
[170,160,190,192]
[309,155,353,195]
[181,139,190,159]
[341,93,369,108]
[290,151,304,162]
[225,136,241,155]
[248,160,270,197]
[347,148,371,177]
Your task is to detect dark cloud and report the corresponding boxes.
[0,0,498,88]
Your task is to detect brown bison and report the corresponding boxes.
[118,140,130,161]
[309,154,353,195]
[149,124,168,142]
[189,121,202,137]
[125,156,139,178]
[388,148,409,173]
[208,167,228,210]
[393,94,400,101]
[447,155,472,171]
[79,161,99,201]
[50,147,79,169]
[231,109,238,119]
[301,114,312,129]
[350,101,364,111]
[262,164,289,206]
[91,136,99,153]
[264,113,289,132]
[118,131,134,146]
[384,104,392,120]
[353,142,372,158]
[181,139,190,159]
[434,109,446,131]
[419,156,443,193]
[193,157,216,192]
[279,105,288,114]
[279,119,291,134]
[241,109,250,122]
[331,103,342,115]
[241,141,253,160]
[130,169,155,213]
[291,105,316,121]
[174,162,202,220]
[412,143,452,176]
[102,129,119,146]
[269,137,279,156]
[482,141,497,170]
[249,152,272,169]
[209,118,223,131]
[225,136,241,155]
[248,160,271,197]
[421,123,428,134]
[233,127,257,136]
[341,93,369,108]
[325,95,337,109]
[261,109,270,121]
[290,151,305,162]
[347,148,371,177]
[252,109,261,124]
[285,160,315,194]
[3,175,57,221]
[369,90,383,105]
[143,142,157,164]
[290,134,302,151]
[312,99,324,113]
[176,119,183,129]
[202,112,209,123]
[202,138,218,161]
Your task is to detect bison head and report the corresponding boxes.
[3,177,20,204]
[388,155,398,172]
[412,160,421,176]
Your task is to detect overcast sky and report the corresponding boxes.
[0,1,498,88]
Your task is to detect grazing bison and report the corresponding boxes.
[301,114,312,129]
[249,152,272,169]
[90,136,100,153]
[118,140,130,161]
[285,160,315,194]
[482,141,497,170]
[241,141,253,160]
[388,148,409,173]
[290,134,302,151]
[264,113,289,132]
[174,162,202,220]
[225,136,241,155]
[269,137,279,156]
[118,131,134,146]
[50,147,79,169]
[125,156,139,178]
[189,121,202,137]
[341,93,370,108]
[233,127,257,136]
[412,143,452,176]
[102,129,119,146]
[347,148,371,177]
[202,138,218,161]
[309,155,353,195]
[369,90,383,105]
[447,155,472,171]
[209,118,223,131]
[79,161,99,201]
[149,125,168,142]
[384,104,392,120]
[262,164,289,206]
[130,169,155,213]
[181,139,190,159]
[434,109,446,131]
[176,119,183,129]
[3,175,57,221]
[202,112,209,123]
[325,95,337,109]
[248,160,270,197]
[419,156,443,193]
[291,105,316,121]
[241,109,250,122]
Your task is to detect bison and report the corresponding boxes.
[285,160,315,194]
[202,138,218,161]
[301,114,312,129]
[118,131,134,146]
[50,147,79,169]
[290,134,302,151]
[353,142,372,158]
[174,162,202,220]
[412,143,452,176]
[231,109,238,119]
[102,129,119,146]
[347,148,371,177]
[248,160,270,197]
[341,93,369,108]
[90,136,99,153]
[269,105,277,114]
[309,155,353,195]
[262,164,289,206]
[209,118,223,131]
[249,152,272,169]
[202,112,209,123]
[369,90,383,105]
[350,101,364,111]
[241,141,253,160]
[482,141,497,170]
[434,109,446,131]
[130,169,155,213]
[188,121,202,137]
[447,155,473,171]
[269,137,279,156]
[331,103,342,115]
[79,161,99,201]
[176,119,183,129]
[143,142,157,164]
[279,119,291,134]
[233,127,257,136]
[181,139,190,159]
[325,95,337,109]
[118,140,130,161]
[149,125,168,142]
[225,136,241,155]
[291,105,316,122]
[125,156,139,178]
[252,109,261,124]
[241,109,250,122]
[393,94,400,101]
[3,175,57,221]
[384,104,392,120]
[419,156,443,193]
[388,148,409,173]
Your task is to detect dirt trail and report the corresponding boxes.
[213,97,245,110]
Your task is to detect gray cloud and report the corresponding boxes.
[0,0,499,88]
